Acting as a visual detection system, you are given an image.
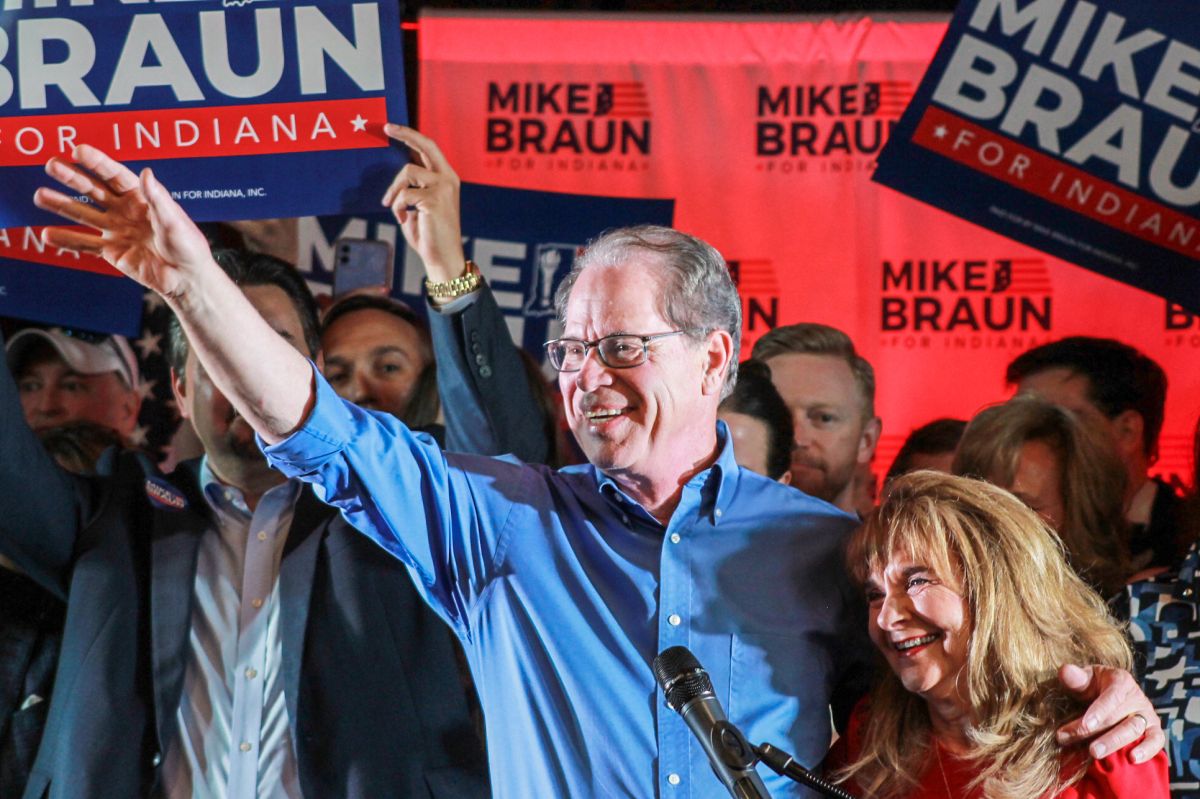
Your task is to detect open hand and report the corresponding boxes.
[33,145,212,300]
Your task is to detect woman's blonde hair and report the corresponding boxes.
[838,471,1131,799]
[953,395,1130,597]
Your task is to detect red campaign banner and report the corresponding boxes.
[0,227,120,277]
[0,98,389,167]
[419,13,1200,485]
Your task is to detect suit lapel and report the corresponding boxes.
[279,486,332,733]
[149,461,209,752]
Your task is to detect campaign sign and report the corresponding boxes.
[293,182,674,353]
[0,0,408,228]
[0,226,144,335]
[874,0,1200,313]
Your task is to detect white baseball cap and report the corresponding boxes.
[7,328,141,390]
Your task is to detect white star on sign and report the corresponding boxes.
[933,125,948,139]
[129,425,149,448]
[134,329,162,359]
[350,115,368,132]
[136,378,157,403]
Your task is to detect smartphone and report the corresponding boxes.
[333,238,394,297]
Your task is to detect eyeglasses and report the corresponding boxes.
[543,330,691,372]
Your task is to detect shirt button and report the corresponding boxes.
[668,773,681,786]
[239,742,252,753]
[251,598,264,609]
[714,508,723,518]
[256,531,267,541]
[669,533,681,544]
[668,613,682,627]
[245,667,258,679]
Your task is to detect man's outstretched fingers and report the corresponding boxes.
[40,226,105,255]
[45,158,112,206]
[32,187,108,229]
[73,145,141,195]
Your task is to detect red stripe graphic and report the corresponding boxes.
[913,106,1200,261]
[0,97,390,166]
[0,227,122,276]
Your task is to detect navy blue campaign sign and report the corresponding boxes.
[294,182,674,354]
[0,226,144,335]
[0,0,408,228]
[874,0,1200,313]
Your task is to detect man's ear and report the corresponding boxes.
[1111,409,1147,463]
[170,366,191,421]
[776,469,793,487]
[857,416,882,465]
[701,330,734,397]
[117,388,143,433]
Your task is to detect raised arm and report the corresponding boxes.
[382,126,551,463]
[34,146,312,443]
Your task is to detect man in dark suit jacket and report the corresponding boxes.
[1,130,548,798]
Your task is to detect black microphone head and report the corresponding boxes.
[653,646,715,712]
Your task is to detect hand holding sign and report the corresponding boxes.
[33,146,212,301]
[381,125,468,285]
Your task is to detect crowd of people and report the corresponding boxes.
[0,125,1196,798]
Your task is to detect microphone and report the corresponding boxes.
[653,646,771,799]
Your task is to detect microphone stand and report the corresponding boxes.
[754,742,858,799]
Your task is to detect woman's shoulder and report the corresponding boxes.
[825,697,871,773]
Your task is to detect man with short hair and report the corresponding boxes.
[33,137,1167,798]
[1006,336,1184,569]
[321,295,434,423]
[2,127,550,798]
[751,323,881,514]
[7,328,142,443]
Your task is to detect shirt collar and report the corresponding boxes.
[198,455,299,518]
[592,420,738,527]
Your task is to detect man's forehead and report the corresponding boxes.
[1015,367,1098,414]
[563,261,668,331]
[765,352,863,407]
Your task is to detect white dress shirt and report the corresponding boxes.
[161,458,302,799]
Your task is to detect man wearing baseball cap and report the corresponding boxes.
[6,328,142,443]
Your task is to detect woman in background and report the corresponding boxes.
[953,396,1131,597]
[830,471,1167,799]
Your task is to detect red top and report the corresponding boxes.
[826,702,1169,799]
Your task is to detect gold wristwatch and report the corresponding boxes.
[424,260,483,300]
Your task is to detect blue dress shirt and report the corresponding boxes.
[264,371,872,798]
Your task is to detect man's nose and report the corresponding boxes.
[792,414,815,447]
[573,348,612,393]
[347,370,374,406]
[28,387,66,421]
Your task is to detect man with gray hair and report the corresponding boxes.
[34,141,1167,798]
[752,323,881,514]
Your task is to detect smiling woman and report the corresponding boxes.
[829,471,1168,799]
